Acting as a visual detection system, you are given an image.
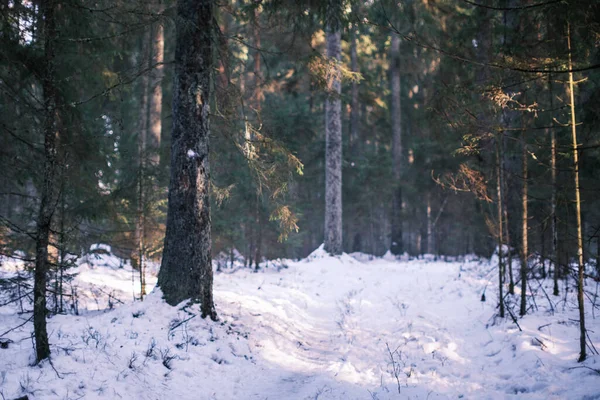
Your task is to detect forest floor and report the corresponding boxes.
[1,247,599,399]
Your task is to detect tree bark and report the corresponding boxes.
[157,0,217,320]
[390,33,403,256]
[324,2,342,256]
[34,0,57,363]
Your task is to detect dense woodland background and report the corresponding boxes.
[1,1,600,284]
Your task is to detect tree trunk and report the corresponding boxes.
[324,3,342,256]
[349,6,359,155]
[137,28,150,301]
[390,33,403,256]
[519,127,528,317]
[496,137,505,318]
[157,0,217,321]
[252,4,263,269]
[549,74,559,296]
[58,188,65,313]
[567,23,586,362]
[426,194,434,254]
[148,5,165,168]
[34,0,57,363]
[502,168,514,294]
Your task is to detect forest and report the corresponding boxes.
[1,0,600,399]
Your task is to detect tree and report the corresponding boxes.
[157,0,217,320]
[389,28,403,256]
[33,0,58,363]
[324,0,343,255]
[567,22,586,362]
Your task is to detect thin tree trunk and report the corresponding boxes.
[540,223,546,279]
[137,30,150,301]
[496,137,505,318]
[148,5,165,167]
[349,6,359,155]
[390,33,403,255]
[59,189,65,313]
[567,23,586,362]
[254,198,262,270]
[324,4,342,255]
[34,0,57,363]
[252,4,263,269]
[549,74,559,296]
[520,126,528,317]
[157,0,217,320]
[426,194,433,254]
[503,182,514,294]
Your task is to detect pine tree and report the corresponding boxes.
[33,0,58,363]
[157,0,217,320]
[324,0,343,255]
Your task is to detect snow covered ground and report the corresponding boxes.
[1,247,599,399]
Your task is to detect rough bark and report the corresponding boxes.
[324,10,342,255]
[157,0,217,320]
[34,0,57,363]
[390,33,403,255]
[567,24,586,362]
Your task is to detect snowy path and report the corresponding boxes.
[1,251,599,399]
[214,254,599,399]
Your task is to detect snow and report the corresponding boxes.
[90,243,112,253]
[1,250,599,399]
[187,149,197,158]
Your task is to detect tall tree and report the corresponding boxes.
[519,124,528,317]
[157,0,217,320]
[496,137,505,318]
[549,73,559,297]
[136,26,150,300]
[34,0,57,363]
[390,30,403,256]
[148,3,165,167]
[324,0,343,255]
[567,22,586,362]
[349,2,359,152]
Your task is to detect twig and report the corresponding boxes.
[168,315,196,334]
[568,365,600,374]
[0,315,33,337]
[506,307,523,332]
